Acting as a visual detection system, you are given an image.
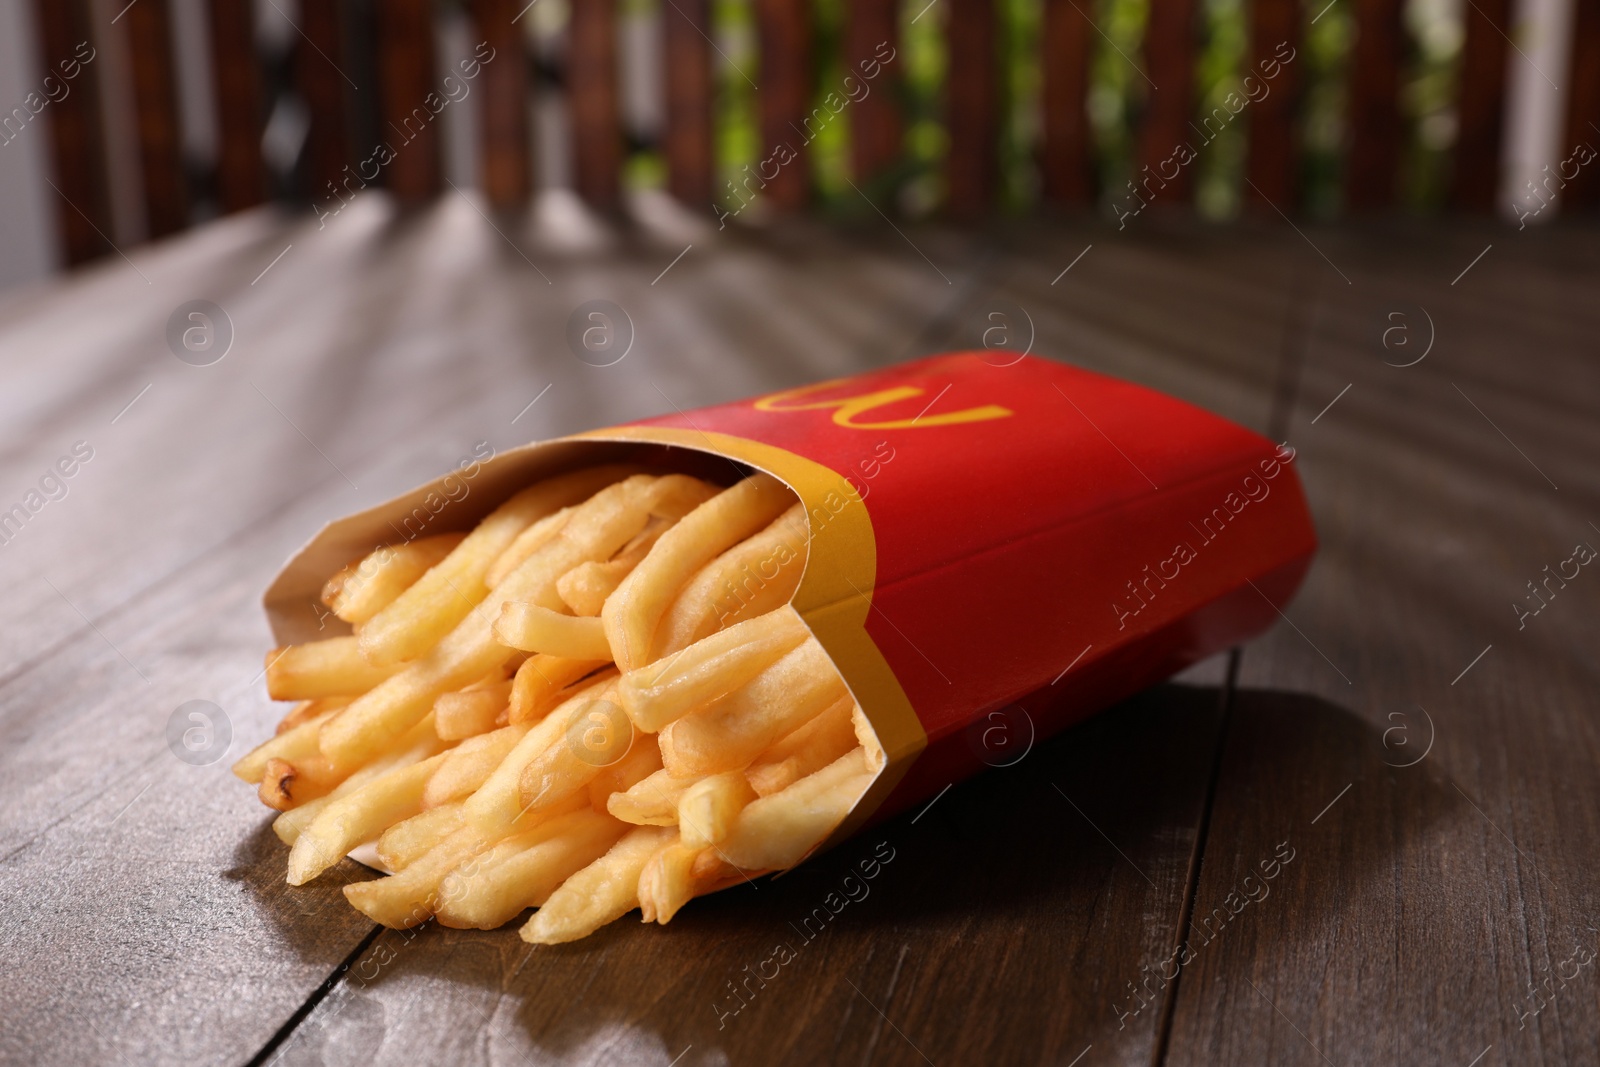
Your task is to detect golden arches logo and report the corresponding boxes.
[753,380,1011,430]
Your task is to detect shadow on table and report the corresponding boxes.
[224,818,379,964]
[228,681,1458,1065]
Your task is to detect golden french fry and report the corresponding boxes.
[494,602,612,660]
[257,756,344,811]
[617,605,809,733]
[554,519,666,617]
[586,735,663,813]
[435,809,629,929]
[515,685,634,817]
[677,772,757,849]
[606,767,692,826]
[603,474,796,672]
[718,747,874,871]
[275,696,353,735]
[358,465,641,667]
[556,560,627,618]
[343,826,484,929]
[233,705,338,783]
[521,825,676,944]
[658,638,847,778]
[319,476,660,773]
[377,800,466,871]
[745,693,857,796]
[654,503,807,655]
[422,722,531,809]
[852,704,886,772]
[508,654,609,724]
[272,763,380,845]
[258,758,301,811]
[485,506,572,589]
[264,637,402,700]
[434,678,513,741]
[288,752,452,885]
[322,533,466,625]
[638,841,702,923]
[273,714,446,844]
[463,674,617,835]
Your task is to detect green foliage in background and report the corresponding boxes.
[683,0,1464,219]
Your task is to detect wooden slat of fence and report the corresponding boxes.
[945,0,998,217]
[124,0,190,237]
[843,0,900,190]
[1345,0,1404,209]
[1562,0,1600,209]
[297,0,350,202]
[470,0,531,208]
[1137,0,1197,206]
[756,0,813,211]
[1040,0,1095,205]
[207,0,266,213]
[664,0,714,207]
[569,0,623,207]
[377,0,441,202]
[1244,0,1300,211]
[1451,0,1510,211]
[29,0,112,265]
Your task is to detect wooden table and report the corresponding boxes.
[1,193,1595,1066]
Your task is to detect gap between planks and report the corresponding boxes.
[1151,268,1313,1065]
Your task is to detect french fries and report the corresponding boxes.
[606,767,692,826]
[657,637,848,777]
[357,466,641,666]
[508,654,609,724]
[435,809,627,929]
[602,473,795,671]
[242,459,884,945]
[745,693,858,796]
[265,637,401,700]
[616,605,809,732]
[522,826,674,943]
[377,800,465,871]
[434,677,513,741]
[654,503,808,654]
[322,533,465,625]
[494,602,611,660]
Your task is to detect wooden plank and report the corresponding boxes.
[755,0,812,211]
[1562,0,1600,209]
[1243,0,1300,211]
[568,0,623,208]
[124,0,190,238]
[29,0,113,265]
[843,0,901,190]
[1040,0,1095,205]
[469,0,532,208]
[1163,232,1600,1064]
[1344,0,1404,209]
[208,0,268,213]
[1136,0,1197,207]
[945,0,998,217]
[663,0,713,207]
[991,224,1305,433]
[377,0,441,202]
[297,0,351,201]
[1451,0,1510,211]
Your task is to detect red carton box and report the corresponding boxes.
[265,353,1316,853]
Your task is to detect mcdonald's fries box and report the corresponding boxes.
[265,352,1317,855]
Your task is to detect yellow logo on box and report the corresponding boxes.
[755,381,1011,430]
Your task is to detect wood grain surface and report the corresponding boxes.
[0,200,1594,1066]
